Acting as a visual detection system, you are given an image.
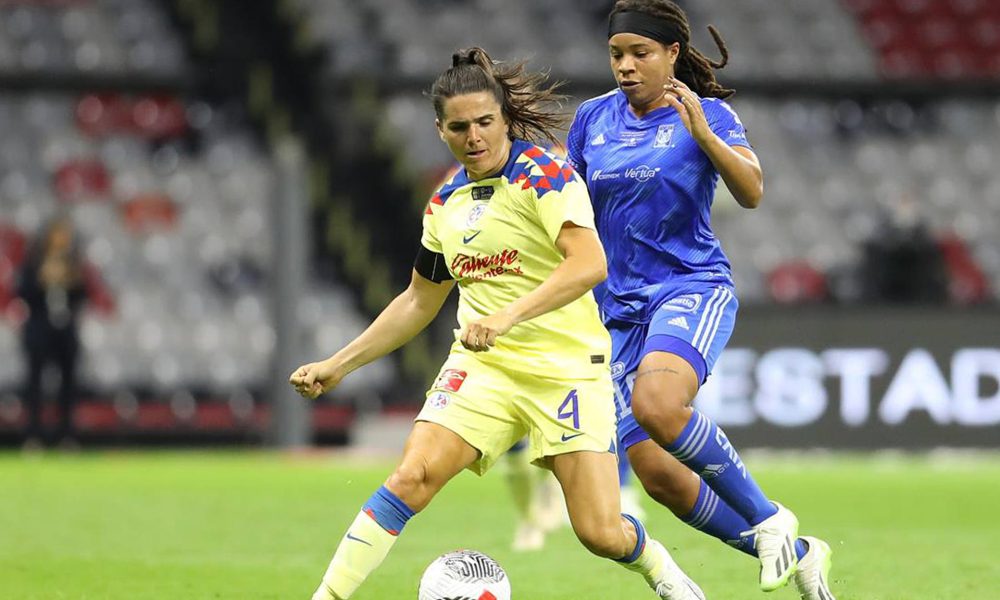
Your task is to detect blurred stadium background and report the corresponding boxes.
[1,0,998,450]
[2,0,1000,598]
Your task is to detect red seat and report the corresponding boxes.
[131,95,188,140]
[121,193,179,234]
[76,94,188,140]
[767,261,828,304]
[53,159,111,202]
[0,223,27,320]
[76,94,131,137]
[914,17,959,50]
[880,47,930,77]
[937,234,991,304]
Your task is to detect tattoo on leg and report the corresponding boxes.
[635,367,681,380]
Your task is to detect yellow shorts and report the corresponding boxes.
[415,352,616,475]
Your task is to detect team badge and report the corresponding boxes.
[433,369,467,392]
[427,392,451,410]
[653,124,675,148]
[466,203,488,227]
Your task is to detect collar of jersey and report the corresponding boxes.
[617,89,680,129]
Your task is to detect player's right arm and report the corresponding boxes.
[290,268,454,399]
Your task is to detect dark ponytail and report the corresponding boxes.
[430,47,567,146]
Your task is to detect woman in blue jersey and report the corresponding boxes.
[290,47,703,600]
[566,2,836,599]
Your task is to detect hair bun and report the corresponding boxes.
[452,47,493,70]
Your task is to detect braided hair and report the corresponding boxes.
[611,0,734,99]
[429,47,567,146]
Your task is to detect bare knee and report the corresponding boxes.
[635,466,695,517]
[632,388,692,444]
[385,462,434,513]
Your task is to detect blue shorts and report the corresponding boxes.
[608,285,738,450]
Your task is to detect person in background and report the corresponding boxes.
[17,214,88,450]
[861,190,948,304]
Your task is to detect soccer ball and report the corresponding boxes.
[417,549,511,600]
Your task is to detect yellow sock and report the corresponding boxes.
[312,511,400,599]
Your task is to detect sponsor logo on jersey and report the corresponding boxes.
[653,124,675,148]
[451,249,523,280]
[625,165,660,183]
[434,369,467,392]
[591,169,621,181]
[471,186,494,201]
[727,129,747,141]
[462,230,482,244]
[668,315,690,330]
[610,361,626,379]
[620,131,646,147]
[661,293,703,313]
[466,203,488,227]
[428,391,451,410]
[591,133,606,146]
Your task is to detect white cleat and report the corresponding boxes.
[633,539,706,600]
[793,536,836,600]
[743,502,800,592]
[511,520,546,552]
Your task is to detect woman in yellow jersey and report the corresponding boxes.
[289,48,704,600]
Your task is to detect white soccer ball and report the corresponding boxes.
[417,549,511,600]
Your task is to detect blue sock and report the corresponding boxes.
[615,513,647,563]
[665,410,776,525]
[681,481,809,560]
[362,486,415,536]
[682,480,757,556]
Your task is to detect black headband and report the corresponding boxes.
[608,11,687,55]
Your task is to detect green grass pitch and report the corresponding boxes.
[1,450,998,599]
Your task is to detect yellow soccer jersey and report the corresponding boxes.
[421,139,611,378]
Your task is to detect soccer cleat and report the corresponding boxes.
[631,539,706,600]
[742,502,800,591]
[793,536,836,600]
[511,520,546,552]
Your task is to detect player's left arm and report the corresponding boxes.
[662,77,763,209]
[460,223,606,352]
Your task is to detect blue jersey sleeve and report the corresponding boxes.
[566,106,588,176]
[708,100,751,149]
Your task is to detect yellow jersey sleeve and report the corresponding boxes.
[534,178,597,244]
[421,199,442,253]
[422,166,468,254]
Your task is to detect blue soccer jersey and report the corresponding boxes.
[566,89,752,323]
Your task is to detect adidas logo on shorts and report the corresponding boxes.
[668,315,690,330]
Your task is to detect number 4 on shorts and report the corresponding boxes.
[557,389,580,429]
